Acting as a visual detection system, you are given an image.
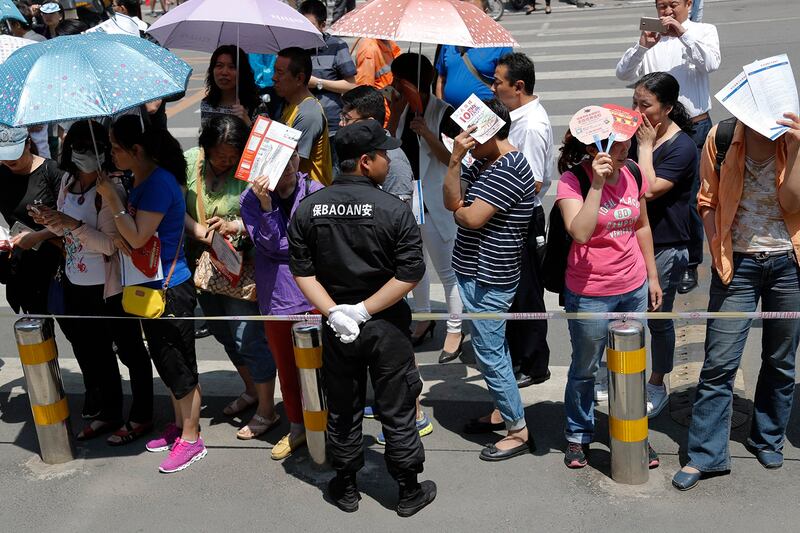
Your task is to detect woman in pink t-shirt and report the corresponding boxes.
[555,130,662,470]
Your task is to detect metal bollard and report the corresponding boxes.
[292,322,327,465]
[14,318,74,464]
[607,320,648,485]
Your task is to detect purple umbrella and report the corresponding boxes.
[147,0,324,54]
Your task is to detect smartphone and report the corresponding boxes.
[640,16,667,34]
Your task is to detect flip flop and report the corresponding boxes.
[223,392,257,416]
[107,421,154,446]
[237,413,281,440]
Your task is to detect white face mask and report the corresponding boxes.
[71,151,104,173]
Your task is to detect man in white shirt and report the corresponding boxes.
[616,0,721,294]
[492,52,552,388]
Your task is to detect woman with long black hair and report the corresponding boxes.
[201,45,261,129]
[97,115,203,473]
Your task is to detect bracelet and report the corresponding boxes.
[113,210,127,219]
[237,218,246,235]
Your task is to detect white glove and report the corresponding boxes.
[328,302,372,325]
[327,310,360,344]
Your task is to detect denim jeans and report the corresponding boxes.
[650,246,689,375]
[456,273,526,430]
[688,117,713,267]
[686,253,800,472]
[198,292,277,383]
[564,282,648,443]
[690,0,704,21]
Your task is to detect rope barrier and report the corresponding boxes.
[3,310,799,321]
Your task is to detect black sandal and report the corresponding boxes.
[107,421,154,446]
[524,4,536,14]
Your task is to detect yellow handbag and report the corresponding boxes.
[122,233,184,319]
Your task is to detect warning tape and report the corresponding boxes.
[3,311,800,322]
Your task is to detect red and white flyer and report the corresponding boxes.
[209,231,244,287]
[451,94,506,144]
[235,116,302,189]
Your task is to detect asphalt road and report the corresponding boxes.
[1,0,800,530]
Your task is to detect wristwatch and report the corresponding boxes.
[316,80,324,91]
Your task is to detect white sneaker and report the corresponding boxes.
[593,381,608,402]
[646,383,668,418]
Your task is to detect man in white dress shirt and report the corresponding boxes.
[492,52,552,388]
[616,0,721,294]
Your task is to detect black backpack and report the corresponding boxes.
[713,117,738,176]
[542,159,643,296]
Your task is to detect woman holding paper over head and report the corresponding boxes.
[30,120,154,446]
[201,45,262,129]
[555,115,662,470]
[629,72,698,418]
[443,98,535,461]
[240,149,324,460]
[97,115,205,474]
[672,112,800,491]
[183,115,279,440]
[388,52,466,363]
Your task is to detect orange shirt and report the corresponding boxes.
[352,38,402,123]
[697,122,798,284]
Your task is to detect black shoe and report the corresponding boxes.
[479,437,534,462]
[327,473,360,513]
[438,332,466,363]
[516,369,551,388]
[397,480,437,517]
[677,267,698,294]
[194,326,211,339]
[564,442,588,468]
[463,418,506,434]
[411,321,436,347]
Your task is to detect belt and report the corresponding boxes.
[734,250,794,261]
[691,112,710,123]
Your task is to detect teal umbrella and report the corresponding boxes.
[0,0,25,24]
[0,33,192,127]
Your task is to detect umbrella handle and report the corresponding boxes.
[88,121,103,178]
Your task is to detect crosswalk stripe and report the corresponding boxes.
[499,11,643,26]
[538,88,631,101]
[537,69,617,80]
[530,51,627,62]
[516,36,637,48]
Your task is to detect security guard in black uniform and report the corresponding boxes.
[287,119,436,517]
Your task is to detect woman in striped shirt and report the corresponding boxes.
[443,98,536,462]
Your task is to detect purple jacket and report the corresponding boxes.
[240,175,323,315]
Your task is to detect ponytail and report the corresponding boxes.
[557,130,590,174]
[668,101,694,134]
[111,114,187,186]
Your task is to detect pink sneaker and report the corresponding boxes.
[158,437,207,473]
[145,423,181,453]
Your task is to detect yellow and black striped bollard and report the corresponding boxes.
[14,318,74,464]
[607,319,648,484]
[292,322,327,465]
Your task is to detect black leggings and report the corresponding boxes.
[59,281,153,424]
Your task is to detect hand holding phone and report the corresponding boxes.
[640,17,667,34]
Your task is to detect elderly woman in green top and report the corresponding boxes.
[184,115,279,440]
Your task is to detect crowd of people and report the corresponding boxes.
[1,0,799,517]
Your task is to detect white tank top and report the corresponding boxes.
[62,186,107,286]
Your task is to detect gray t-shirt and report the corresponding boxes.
[310,33,357,137]
[383,146,414,200]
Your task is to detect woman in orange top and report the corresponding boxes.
[673,113,800,491]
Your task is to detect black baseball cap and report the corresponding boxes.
[334,119,401,162]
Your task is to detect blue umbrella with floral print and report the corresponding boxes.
[0,33,192,127]
[0,0,26,24]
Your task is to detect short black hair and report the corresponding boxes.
[55,19,89,36]
[483,98,511,140]
[341,86,386,125]
[199,115,250,155]
[298,0,327,24]
[278,47,313,85]
[497,53,536,95]
[390,53,434,94]
[339,152,376,173]
[117,0,142,18]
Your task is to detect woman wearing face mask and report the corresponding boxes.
[97,115,203,474]
[240,150,323,460]
[31,120,154,444]
[555,124,663,470]
[629,72,698,418]
[184,115,280,440]
[201,45,261,129]
[0,125,62,316]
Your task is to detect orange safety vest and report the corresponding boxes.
[352,39,402,124]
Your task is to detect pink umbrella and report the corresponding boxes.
[148,0,324,53]
[330,0,518,48]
